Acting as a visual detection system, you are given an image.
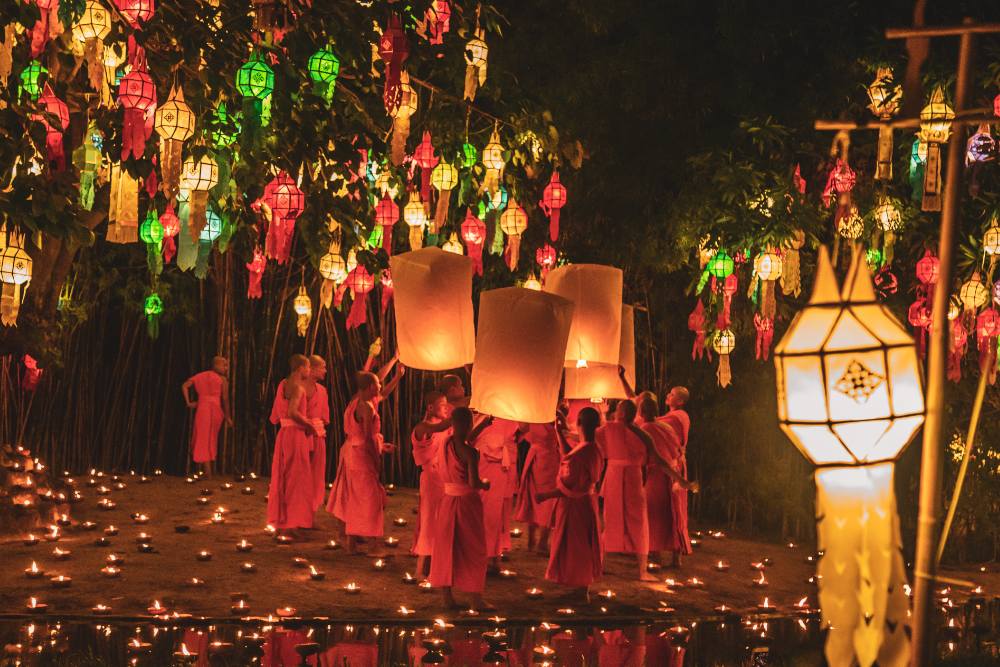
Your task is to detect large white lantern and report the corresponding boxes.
[542,263,623,367]
[470,287,574,423]
[774,247,923,667]
[563,304,635,400]
[390,247,475,371]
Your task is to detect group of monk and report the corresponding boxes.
[182,349,697,610]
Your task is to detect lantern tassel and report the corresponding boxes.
[922,142,943,212]
[467,240,484,276]
[408,225,424,251]
[782,247,801,297]
[146,311,159,340]
[162,235,176,264]
[320,279,334,309]
[0,283,25,326]
[246,249,265,299]
[504,234,520,271]
[814,464,911,667]
[107,164,139,244]
[434,191,450,230]
[754,314,773,361]
[391,116,410,167]
[716,353,731,388]
[760,279,776,320]
[346,291,368,329]
[188,191,209,242]
[159,138,183,201]
[947,318,968,383]
[875,126,894,181]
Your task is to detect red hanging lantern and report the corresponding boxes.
[948,318,968,383]
[29,0,59,58]
[159,204,180,263]
[374,194,399,255]
[976,307,1000,384]
[117,38,156,160]
[540,170,567,242]
[34,84,69,171]
[535,243,556,279]
[262,172,305,264]
[246,247,266,299]
[687,300,707,361]
[380,268,394,314]
[345,264,375,329]
[908,299,932,359]
[378,15,409,113]
[915,249,939,299]
[21,354,42,392]
[114,0,155,29]
[412,131,438,207]
[425,0,451,45]
[460,209,486,276]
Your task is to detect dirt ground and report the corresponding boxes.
[0,474,993,623]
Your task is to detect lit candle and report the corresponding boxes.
[645,561,661,572]
[787,541,797,549]
[173,643,198,663]
[752,572,768,587]
[196,550,212,561]
[222,482,233,490]
[690,538,701,548]
[147,600,166,615]
[419,580,433,592]
[81,521,97,531]
[92,603,111,615]
[98,499,116,510]
[687,577,704,588]
[242,486,254,495]
[106,553,124,566]
[402,572,416,584]
[325,539,340,550]
[343,582,361,594]
[510,528,523,538]
[275,535,293,545]
[236,539,253,553]
[757,597,775,611]
[526,587,544,599]
[714,604,730,613]
[292,557,309,568]
[309,565,325,581]
[197,497,210,505]
[56,513,71,527]
[264,525,277,536]
[211,512,225,524]
[556,607,576,616]
[499,568,517,579]
[23,533,39,546]
[384,536,399,548]
[26,597,47,613]
[126,638,152,654]
[240,562,257,573]
[393,517,407,527]
[134,513,149,524]
[750,561,765,571]
[230,599,249,615]
[113,482,126,491]
[398,605,414,616]
[137,542,154,553]
[598,589,616,601]
[188,577,204,587]
[97,485,111,495]
[105,526,119,536]
[711,530,725,539]
[715,560,730,572]
[372,558,387,570]
[25,561,43,578]
[45,526,60,541]
[135,533,151,543]
[667,625,691,644]
[101,566,121,578]
[50,574,72,588]
[277,606,296,617]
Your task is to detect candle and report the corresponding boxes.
[197,497,210,505]
[147,600,166,615]
[106,553,124,566]
[275,535,293,545]
[236,539,253,552]
[753,572,768,587]
[240,562,257,573]
[25,561,43,578]
[230,599,249,615]
[140,475,151,483]
[292,557,309,568]
[187,577,205,587]
[211,512,225,524]
[757,597,776,611]
[510,528,523,538]
[372,558,387,570]
[402,572,416,584]
[113,482,126,491]
[667,625,691,644]
[45,526,60,541]
[384,536,399,548]
[196,550,212,561]
[750,561,765,571]
[393,517,408,527]
[762,557,774,567]
[137,543,154,553]
[714,604,730,613]
[325,539,340,550]
[343,582,361,594]
[173,644,198,663]
[556,607,576,616]
[92,603,111,615]
[50,575,72,588]
[687,577,704,588]
[242,486,254,495]
[105,526,119,536]
[81,521,97,531]
[598,589,616,601]
[98,499,116,510]
[710,530,725,539]
[526,587,544,599]
[126,638,152,654]
[787,541,797,549]
[101,566,121,578]
[276,606,296,617]
[23,533,39,546]
[56,514,71,527]
[26,597,47,613]
[97,485,111,495]
[133,513,149,524]
[207,641,234,656]
[419,580,433,592]
[222,482,233,490]
[690,538,701,548]
[645,561,661,572]
[309,565,325,581]
[398,605,414,616]
[461,607,481,616]
[264,524,277,536]
[135,533,151,543]
[715,560,731,572]
[499,568,518,579]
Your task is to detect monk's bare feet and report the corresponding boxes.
[639,572,659,582]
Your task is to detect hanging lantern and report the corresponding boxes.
[499,200,528,271]
[378,15,409,114]
[949,312,969,383]
[293,285,312,337]
[139,209,164,276]
[775,247,921,667]
[412,131,438,208]
[199,209,223,243]
[867,67,901,181]
[984,217,1000,268]
[918,87,955,212]
[159,204,180,263]
[209,102,240,149]
[72,1,113,103]
[72,125,102,210]
[463,29,488,101]
[154,87,195,200]
[318,243,346,308]
[536,244,557,279]
[261,171,304,264]
[430,162,458,230]
[481,130,505,194]
[425,0,451,45]
[114,0,154,29]
[143,293,162,339]
[108,162,140,243]
[441,233,463,255]
[0,229,32,327]
[781,230,805,297]
[712,329,736,388]
[966,124,995,164]
[18,60,46,101]
[118,39,157,161]
[180,155,219,241]
[403,191,428,251]
[915,250,939,294]
[28,0,59,58]
[837,206,864,240]
[460,209,487,276]
[994,279,1000,307]
[235,54,275,128]
[752,249,782,319]
[874,198,902,266]
[522,275,541,291]
[960,273,989,317]
[540,170,567,242]
[380,268,394,314]
[34,84,69,171]
[389,72,417,166]
[246,247,266,299]
[688,300,707,360]
[461,142,478,169]
[543,263,623,368]
[345,264,375,330]
[908,297,932,359]
[308,47,340,105]
[976,308,1000,384]
[373,194,399,255]
[707,250,734,279]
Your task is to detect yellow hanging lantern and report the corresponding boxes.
[919,87,955,212]
[983,215,1000,259]
[752,249,783,320]
[390,71,417,166]
[72,0,112,102]
[154,87,196,201]
[874,197,902,265]
[463,29,488,101]
[775,247,922,667]
[293,285,312,337]
[430,162,458,231]
[499,200,528,271]
[522,274,542,291]
[403,191,428,251]
[959,272,989,315]
[0,227,32,326]
[867,67,901,181]
[318,241,347,309]
[481,129,505,194]
[107,162,139,243]
[837,206,864,240]
[712,328,736,388]
[181,155,219,241]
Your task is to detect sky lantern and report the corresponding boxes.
[867,67,901,181]
[262,171,304,264]
[345,264,375,330]
[154,87,195,200]
[293,285,312,337]
[564,305,635,401]
[918,86,955,212]
[118,39,157,161]
[543,263,623,367]
[498,200,528,270]
[481,129,505,193]
[34,84,69,171]
[412,131,438,206]
[390,72,418,166]
[308,46,340,105]
[180,155,219,241]
[0,228,32,327]
[540,170,567,241]
[471,287,575,423]
[712,328,735,387]
[403,191,428,251]
[460,209,486,276]
[246,247,266,299]
[430,162,458,230]
[373,194,399,255]
[159,204,180,263]
[775,247,921,667]
[390,247,475,371]
[72,1,113,101]
[463,28,488,101]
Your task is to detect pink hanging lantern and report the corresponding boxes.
[425,0,451,45]
[29,0,59,58]
[976,308,1000,384]
[916,250,939,297]
[540,170,567,242]
[34,84,69,171]
[460,209,486,276]
[687,300,707,360]
[345,264,376,329]
[262,172,305,264]
[22,354,42,392]
[378,15,409,113]
[412,131,438,206]
[159,204,180,263]
[246,247,266,299]
[114,0,154,29]
[948,318,968,383]
[535,244,556,279]
[374,194,399,255]
[117,38,156,160]
[908,299,932,359]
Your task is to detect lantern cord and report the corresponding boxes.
[934,355,990,566]
[408,74,511,129]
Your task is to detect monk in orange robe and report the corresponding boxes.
[182,356,233,479]
[266,355,320,539]
[514,422,561,553]
[307,355,330,511]
[538,407,603,602]
[657,387,695,566]
[410,391,453,576]
[474,417,523,570]
[429,408,494,610]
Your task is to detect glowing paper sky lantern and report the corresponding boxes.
[262,171,304,264]
[389,72,417,166]
[919,87,955,212]
[564,305,635,401]
[0,228,32,327]
[867,67,901,181]
[460,209,487,276]
[498,200,528,270]
[118,39,157,161]
[403,191,428,251]
[180,155,219,241]
[308,47,340,105]
[390,247,475,371]
[345,264,375,330]
[34,84,69,171]
[293,285,312,337]
[775,247,921,667]
[154,87,195,200]
[374,194,399,254]
[430,162,458,230]
[540,170,567,242]
[471,287,575,423]
[543,263,623,367]
[463,29,488,101]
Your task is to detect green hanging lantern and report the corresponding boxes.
[139,210,164,245]
[486,185,508,212]
[707,251,735,279]
[866,247,883,270]
[210,102,241,149]
[71,125,102,210]
[235,55,275,128]
[461,142,478,168]
[144,293,163,339]
[308,47,340,105]
[18,60,47,101]
[200,208,224,242]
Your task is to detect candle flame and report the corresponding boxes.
[796,597,808,607]
[762,597,771,607]
[30,561,38,572]
[181,643,190,656]
[29,597,37,606]
[309,565,318,575]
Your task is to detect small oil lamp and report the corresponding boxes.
[292,557,309,568]
[93,536,111,547]
[236,539,253,552]
[275,535,293,546]
[667,625,691,645]
[372,558,387,570]
[23,533,39,546]
[277,606,296,617]
[81,521,97,531]
[325,539,340,550]
[98,499,116,510]
[343,582,361,594]
[240,562,257,573]
[556,607,576,616]
[187,577,204,587]
[757,597,776,611]
[92,603,111,615]
[106,553,124,566]
[26,597,47,613]
[753,571,768,587]
[242,486,254,495]
[133,513,149,524]
[173,643,198,663]
[101,566,121,578]
[499,568,517,579]
[147,600,166,615]
[222,482,233,490]
[200,488,213,496]
[211,511,225,524]
[196,550,212,561]
[230,599,249,615]
[398,605,414,616]
[419,580,433,592]
[24,561,44,578]
[137,543,154,553]
[50,574,72,588]
[135,533,151,543]
[196,497,210,506]
[393,517,408,527]
[104,525,119,536]
[127,638,152,654]
[56,513,71,527]
[510,528,523,538]
[402,572,416,584]
[384,536,399,548]
[715,560,730,572]
[309,565,325,581]
[50,547,70,560]
[687,577,705,588]
[45,526,60,542]
[526,587,544,600]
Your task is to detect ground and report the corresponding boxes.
[0,474,992,623]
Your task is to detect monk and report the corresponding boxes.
[639,396,698,567]
[327,371,397,555]
[596,399,673,581]
[182,356,233,478]
[429,407,493,610]
[410,391,453,576]
[266,355,320,539]
[307,355,331,511]
[514,421,561,553]
[617,364,657,409]
[439,374,470,411]
[474,416,523,570]
[658,387,694,566]
[537,407,604,602]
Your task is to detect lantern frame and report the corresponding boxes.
[199,210,224,242]
[308,48,340,84]
[74,0,113,42]
[499,203,528,236]
[181,156,219,192]
[236,57,275,100]
[154,97,195,141]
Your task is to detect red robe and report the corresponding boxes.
[514,424,560,527]
[410,427,445,556]
[429,437,487,593]
[272,380,328,511]
[641,419,677,552]
[546,440,603,587]
[326,397,386,537]
[658,409,692,554]
[189,370,224,463]
[596,421,648,555]
[266,387,315,530]
[475,418,519,557]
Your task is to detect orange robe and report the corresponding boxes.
[475,418,519,557]
[266,389,315,530]
[546,439,603,587]
[641,419,677,552]
[410,427,445,556]
[429,437,487,593]
[514,424,560,527]
[326,397,386,537]
[658,409,692,554]
[271,380,329,511]
[189,370,224,463]
[596,421,649,555]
